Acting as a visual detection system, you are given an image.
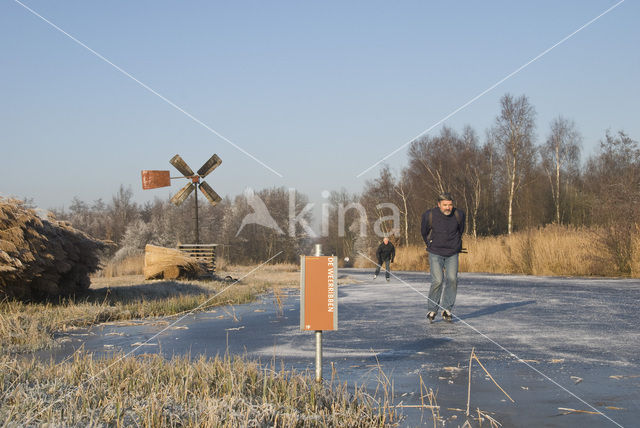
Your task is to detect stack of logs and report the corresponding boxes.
[0,198,109,299]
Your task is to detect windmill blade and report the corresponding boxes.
[170,154,195,177]
[170,182,196,206]
[199,181,222,206]
[197,154,222,178]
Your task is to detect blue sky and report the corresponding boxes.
[1,0,638,211]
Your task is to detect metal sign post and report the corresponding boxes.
[300,245,337,383]
[315,330,322,383]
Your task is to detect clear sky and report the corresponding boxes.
[1,0,638,211]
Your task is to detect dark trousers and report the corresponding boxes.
[375,259,391,278]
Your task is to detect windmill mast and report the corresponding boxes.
[194,178,199,244]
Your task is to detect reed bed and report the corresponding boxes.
[99,253,298,279]
[632,230,640,278]
[100,254,146,277]
[357,225,639,277]
[0,352,399,427]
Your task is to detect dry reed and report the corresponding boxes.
[0,197,108,299]
[631,226,640,278]
[99,253,298,279]
[143,244,205,280]
[100,254,145,277]
[356,225,638,277]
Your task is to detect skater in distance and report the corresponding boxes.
[373,237,395,282]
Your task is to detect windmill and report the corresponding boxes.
[142,154,222,243]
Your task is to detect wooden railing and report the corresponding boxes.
[177,244,217,275]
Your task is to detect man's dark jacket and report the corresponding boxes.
[421,207,465,257]
[376,241,396,262]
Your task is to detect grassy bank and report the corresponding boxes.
[357,225,640,277]
[1,264,298,354]
[0,352,399,427]
[1,262,401,426]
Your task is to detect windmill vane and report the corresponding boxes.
[142,153,222,243]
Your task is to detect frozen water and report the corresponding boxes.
[43,269,640,427]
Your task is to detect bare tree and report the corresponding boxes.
[541,116,581,224]
[460,126,483,237]
[108,185,139,243]
[405,126,489,237]
[317,189,362,262]
[229,187,312,263]
[394,173,411,246]
[584,130,640,273]
[407,127,461,198]
[492,94,537,235]
[361,166,395,233]
[359,166,402,252]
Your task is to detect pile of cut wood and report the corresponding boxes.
[144,244,206,280]
[0,198,108,299]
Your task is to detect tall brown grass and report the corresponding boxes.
[631,226,640,278]
[357,225,640,277]
[98,253,297,279]
[100,254,145,277]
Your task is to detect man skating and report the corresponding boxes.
[374,237,395,282]
[421,193,465,322]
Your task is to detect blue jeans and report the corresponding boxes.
[428,253,459,313]
[375,259,391,279]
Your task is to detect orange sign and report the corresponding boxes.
[141,170,171,189]
[300,256,338,331]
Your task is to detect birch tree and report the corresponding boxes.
[492,94,536,235]
[393,173,411,246]
[541,116,581,224]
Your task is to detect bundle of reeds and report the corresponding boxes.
[143,244,205,280]
[0,198,108,299]
[632,228,640,278]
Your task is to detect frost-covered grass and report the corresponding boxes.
[0,264,299,354]
[0,352,400,427]
[0,262,401,426]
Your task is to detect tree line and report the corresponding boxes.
[322,94,639,272]
[51,94,639,267]
[51,186,315,265]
